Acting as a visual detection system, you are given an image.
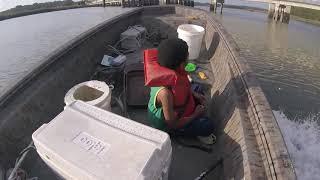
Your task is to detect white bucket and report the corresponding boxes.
[64,80,112,111]
[177,24,205,60]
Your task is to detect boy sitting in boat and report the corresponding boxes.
[145,38,215,145]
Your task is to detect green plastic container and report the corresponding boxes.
[185,63,197,72]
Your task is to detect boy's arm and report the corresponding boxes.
[157,88,203,129]
[157,88,177,128]
[192,91,206,105]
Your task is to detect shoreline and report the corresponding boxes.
[291,15,320,26]
[224,4,267,13]
[0,5,104,21]
[223,5,320,26]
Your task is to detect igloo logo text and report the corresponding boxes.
[73,132,110,157]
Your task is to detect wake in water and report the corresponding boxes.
[273,111,320,180]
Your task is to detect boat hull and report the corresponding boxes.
[0,6,296,180]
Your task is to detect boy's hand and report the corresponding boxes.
[193,92,206,105]
[194,105,206,117]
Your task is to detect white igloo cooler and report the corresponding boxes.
[32,101,172,180]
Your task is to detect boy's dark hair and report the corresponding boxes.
[158,38,189,70]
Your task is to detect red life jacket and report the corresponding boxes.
[144,49,195,124]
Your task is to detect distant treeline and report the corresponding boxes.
[223,4,267,12]
[0,0,101,21]
[291,6,320,21]
[193,2,210,6]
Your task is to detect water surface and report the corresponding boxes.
[214,8,320,179]
[0,7,133,97]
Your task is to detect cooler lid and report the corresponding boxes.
[32,100,171,180]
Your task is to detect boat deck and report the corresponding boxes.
[23,51,222,180]
[24,15,224,180]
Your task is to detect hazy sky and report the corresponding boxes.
[0,0,56,11]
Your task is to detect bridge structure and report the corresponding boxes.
[268,0,320,23]
[236,0,320,23]
[85,0,121,6]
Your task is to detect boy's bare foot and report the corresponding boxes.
[197,134,216,145]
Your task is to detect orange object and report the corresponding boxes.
[198,71,207,80]
[143,49,177,86]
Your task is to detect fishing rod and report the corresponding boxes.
[194,158,223,180]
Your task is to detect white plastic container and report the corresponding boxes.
[177,24,205,60]
[64,80,111,111]
[120,25,146,50]
[32,101,172,180]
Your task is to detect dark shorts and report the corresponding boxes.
[171,117,215,137]
[170,83,214,137]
